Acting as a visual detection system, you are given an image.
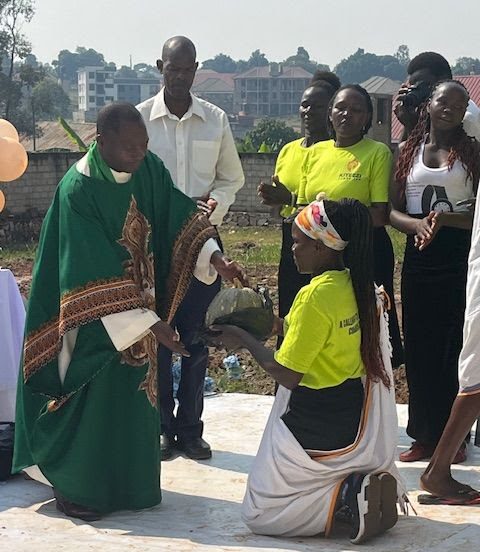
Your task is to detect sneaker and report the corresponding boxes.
[348,473,382,544]
[378,472,398,533]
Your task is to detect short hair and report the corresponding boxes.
[162,36,196,62]
[96,102,144,135]
[327,84,373,138]
[310,70,341,91]
[407,52,452,80]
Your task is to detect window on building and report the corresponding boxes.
[89,96,95,103]
[105,83,113,88]
[118,85,125,92]
[97,97,105,107]
[96,73,105,83]
[105,96,114,102]
[376,98,388,124]
[89,83,95,91]
[97,85,105,95]
[89,72,95,78]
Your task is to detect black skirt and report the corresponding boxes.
[402,226,471,446]
[281,378,364,450]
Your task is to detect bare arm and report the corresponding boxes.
[210,325,302,389]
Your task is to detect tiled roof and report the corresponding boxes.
[234,66,313,79]
[391,74,480,143]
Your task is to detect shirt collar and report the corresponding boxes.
[150,87,206,122]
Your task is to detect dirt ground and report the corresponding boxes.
[4,256,409,404]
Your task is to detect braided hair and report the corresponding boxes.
[324,198,390,387]
[327,84,373,140]
[395,80,480,185]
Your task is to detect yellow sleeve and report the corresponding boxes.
[274,296,331,374]
[369,145,392,204]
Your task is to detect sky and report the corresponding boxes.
[24,0,480,69]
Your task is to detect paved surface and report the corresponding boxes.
[1,394,479,551]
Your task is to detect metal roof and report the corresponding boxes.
[391,74,480,143]
[234,66,313,79]
[20,121,97,152]
[361,76,401,96]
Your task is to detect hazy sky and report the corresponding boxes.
[26,0,480,69]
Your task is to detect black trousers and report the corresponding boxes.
[157,275,221,440]
[372,227,404,368]
[282,378,364,450]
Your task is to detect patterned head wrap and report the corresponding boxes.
[294,199,348,251]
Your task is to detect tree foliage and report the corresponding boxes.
[32,78,71,119]
[452,57,480,76]
[334,47,408,84]
[242,118,300,152]
[52,46,110,81]
[202,53,237,73]
[283,46,329,74]
[115,65,137,78]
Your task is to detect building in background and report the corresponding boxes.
[192,69,235,114]
[360,76,401,147]
[74,66,161,122]
[233,64,313,117]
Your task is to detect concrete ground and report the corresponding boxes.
[1,394,479,551]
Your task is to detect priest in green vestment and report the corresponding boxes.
[12,102,246,520]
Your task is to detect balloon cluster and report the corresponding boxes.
[0,119,29,213]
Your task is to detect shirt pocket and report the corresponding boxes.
[192,140,220,178]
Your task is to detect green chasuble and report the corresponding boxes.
[13,144,217,513]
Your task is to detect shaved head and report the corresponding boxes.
[161,36,196,63]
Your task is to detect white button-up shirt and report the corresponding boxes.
[137,88,245,226]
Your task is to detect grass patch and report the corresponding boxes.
[0,244,37,262]
[219,226,281,267]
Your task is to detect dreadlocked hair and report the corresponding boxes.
[323,198,390,388]
[327,84,373,140]
[395,80,480,185]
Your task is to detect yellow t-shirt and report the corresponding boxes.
[274,269,365,389]
[275,138,320,218]
[298,137,392,206]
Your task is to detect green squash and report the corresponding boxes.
[205,286,274,341]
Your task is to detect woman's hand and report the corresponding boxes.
[271,315,284,337]
[258,175,292,206]
[414,211,440,250]
[210,251,249,287]
[208,324,248,351]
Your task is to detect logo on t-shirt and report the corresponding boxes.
[340,313,360,335]
[339,159,361,181]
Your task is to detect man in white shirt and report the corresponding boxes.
[137,36,244,460]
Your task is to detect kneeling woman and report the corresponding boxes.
[211,199,404,544]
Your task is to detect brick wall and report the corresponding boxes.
[0,151,279,243]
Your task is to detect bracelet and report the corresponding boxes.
[290,192,297,208]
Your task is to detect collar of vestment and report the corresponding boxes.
[149,87,206,123]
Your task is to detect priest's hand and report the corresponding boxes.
[210,251,249,287]
[150,321,190,357]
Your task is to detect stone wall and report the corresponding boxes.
[0,151,279,244]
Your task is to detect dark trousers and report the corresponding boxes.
[158,275,221,440]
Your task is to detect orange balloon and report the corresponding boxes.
[0,190,5,212]
[0,119,19,141]
[0,137,28,182]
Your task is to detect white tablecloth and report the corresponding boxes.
[0,268,25,422]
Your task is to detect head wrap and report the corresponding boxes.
[294,199,348,251]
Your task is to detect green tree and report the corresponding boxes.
[201,53,237,73]
[452,57,480,75]
[52,46,107,81]
[244,118,300,152]
[334,48,407,84]
[395,44,410,66]
[283,46,329,74]
[115,65,137,78]
[0,0,35,118]
[247,49,269,68]
[32,78,71,119]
